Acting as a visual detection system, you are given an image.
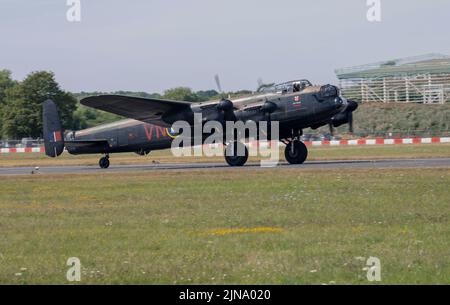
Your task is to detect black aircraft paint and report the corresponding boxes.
[42,79,358,168]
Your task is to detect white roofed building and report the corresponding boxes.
[335,54,450,104]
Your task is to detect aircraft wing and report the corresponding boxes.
[80,95,193,127]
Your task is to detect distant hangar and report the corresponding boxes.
[336,54,450,104]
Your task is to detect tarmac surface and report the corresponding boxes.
[1,158,450,176]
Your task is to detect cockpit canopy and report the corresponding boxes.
[258,79,313,94]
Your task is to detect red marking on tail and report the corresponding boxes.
[53,131,62,142]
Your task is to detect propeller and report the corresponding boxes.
[328,123,334,136]
[257,77,263,91]
[346,100,357,134]
[256,78,276,93]
[348,111,354,133]
[214,74,222,94]
[212,74,235,122]
[214,73,232,100]
[330,100,358,134]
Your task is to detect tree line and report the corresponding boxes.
[0,70,77,139]
[0,69,250,139]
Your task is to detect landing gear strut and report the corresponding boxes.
[99,155,110,169]
[283,129,308,164]
[224,141,248,166]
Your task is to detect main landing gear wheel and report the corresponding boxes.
[224,141,249,167]
[99,155,110,169]
[285,141,308,164]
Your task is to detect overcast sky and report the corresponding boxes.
[1,0,449,93]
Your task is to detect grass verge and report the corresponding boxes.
[0,168,449,284]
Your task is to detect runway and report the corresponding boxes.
[1,158,450,176]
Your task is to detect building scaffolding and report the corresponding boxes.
[335,54,450,104]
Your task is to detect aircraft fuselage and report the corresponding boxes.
[67,85,348,155]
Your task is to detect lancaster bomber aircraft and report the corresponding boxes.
[43,79,358,168]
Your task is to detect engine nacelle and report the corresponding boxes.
[331,112,349,127]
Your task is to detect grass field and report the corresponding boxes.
[1,166,449,284]
[1,143,450,168]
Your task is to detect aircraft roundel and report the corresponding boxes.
[166,127,179,139]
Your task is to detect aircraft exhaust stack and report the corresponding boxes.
[42,99,65,157]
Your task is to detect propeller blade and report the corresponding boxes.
[329,123,334,136]
[257,77,263,90]
[266,112,272,141]
[214,74,222,93]
[348,112,354,133]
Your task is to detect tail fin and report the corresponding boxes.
[42,100,65,157]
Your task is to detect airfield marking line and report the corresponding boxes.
[0,158,450,176]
